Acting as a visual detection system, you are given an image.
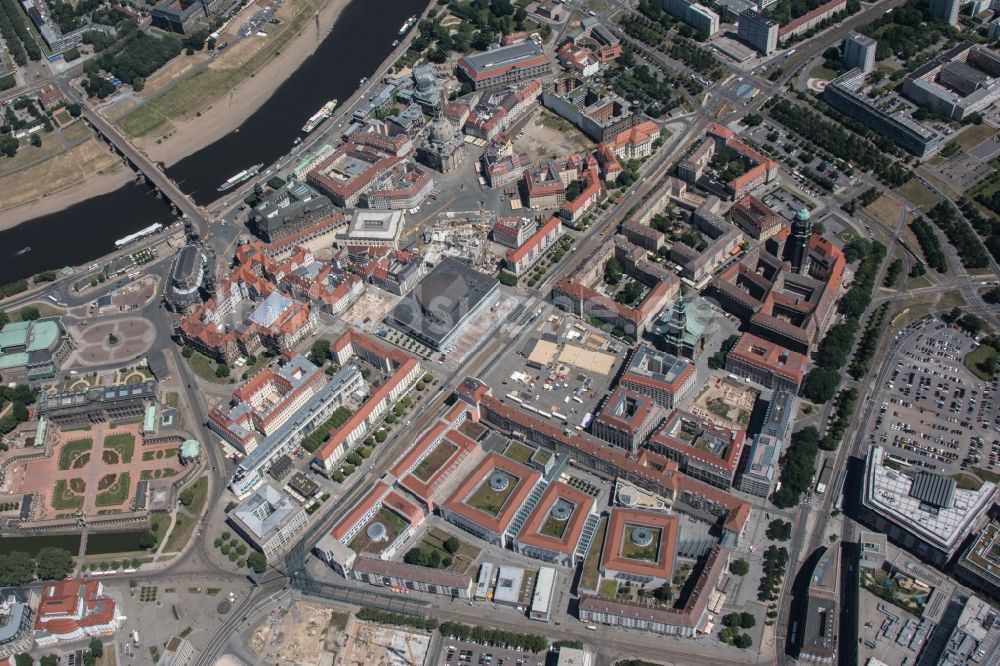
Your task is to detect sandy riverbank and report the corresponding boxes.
[135,0,353,166]
[0,161,132,232]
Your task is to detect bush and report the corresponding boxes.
[63,47,80,61]
[18,306,39,321]
[0,74,14,92]
[498,272,517,287]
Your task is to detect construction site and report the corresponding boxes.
[335,618,431,666]
[248,600,350,666]
[420,209,497,271]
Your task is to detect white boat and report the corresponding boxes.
[217,163,264,192]
[301,99,338,133]
[399,16,416,35]
[359,76,367,85]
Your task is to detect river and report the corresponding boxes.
[0,0,426,285]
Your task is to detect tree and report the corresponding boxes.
[443,536,460,554]
[733,633,753,649]
[179,488,194,506]
[652,583,673,601]
[740,612,756,628]
[39,657,57,666]
[311,339,331,365]
[17,306,39,321]
[13,654,32,666]
[604,257,623,285]
[138,530,157,550]
[35,547,73,580]
[767,519,792,541]
[498,271,517,286]
[729,559,750,576]
[375,430,387,443]
[88,638,104,658]
[0,552,35,586]
[247,551,267,574]
[803,367,840,403]
[0,310,7,327]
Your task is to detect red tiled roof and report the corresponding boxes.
[726,332,807,385]
[442,452,541,536]
[331,481,391,540]
[515,481,595,556]
[507,216,561,264]
[600,507,678,580]
[35,580,116,637]
[650,410,746,474]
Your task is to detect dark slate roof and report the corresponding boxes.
[910,472,956,509]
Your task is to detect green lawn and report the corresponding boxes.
[465,470,519,516]
[162,514,196,553]
[580,516,607,591]
[503,441,534,465]
[540,513,570,539]
[973,466,1000,484]
[418,527,480,574]
[621,525,661,562]
[58,439,93,470]
[896,180,941,212]
[952,473,983,490]
[184,475,209,515]
[187,352,232,384]
[412,440,458,481]
[103,433,135,463]
[953,125,997,152]
[52,480,83,510]
[965,343,999,381]
[165,392,179,408]
[95,473,131,507]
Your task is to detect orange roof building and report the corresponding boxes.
[725,332,807,392]
[34,580,122,647]
[649,409,747,489]
[513,481,599,567]
[600,507,679,586]
[440,452,543,547]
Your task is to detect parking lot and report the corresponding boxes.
[440,640,547,666]
[867,318,1000,476]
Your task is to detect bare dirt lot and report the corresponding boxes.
[250,600,349,666]
[514,109,595,162]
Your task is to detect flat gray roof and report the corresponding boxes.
[462,41,544,74]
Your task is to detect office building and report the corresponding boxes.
[619,345,696,410]
[737,9,779,55]
[350,558,474,598]
[843,32,877,74]
[457,41,552,90]
[824,69,942,157]
[797,546,839,664]
[157,636,195,666]
[929,0,960,25]
[440,453,543,547]
[662,0,721,36]
[860,446,997,567]
[726,331,807,391]
[248,179,336,244]
[0,588,34,658]
[649,409,746,489]
[513,482,600,568]
[903,43,1000,122]
[592,387,662,452]
[542,78,641,142]
[956,519,1000,599]
[340,209,406,249]
[227,483,308,557]
[730,195,784,240]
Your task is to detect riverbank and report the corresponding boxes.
[121,0,353,167]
